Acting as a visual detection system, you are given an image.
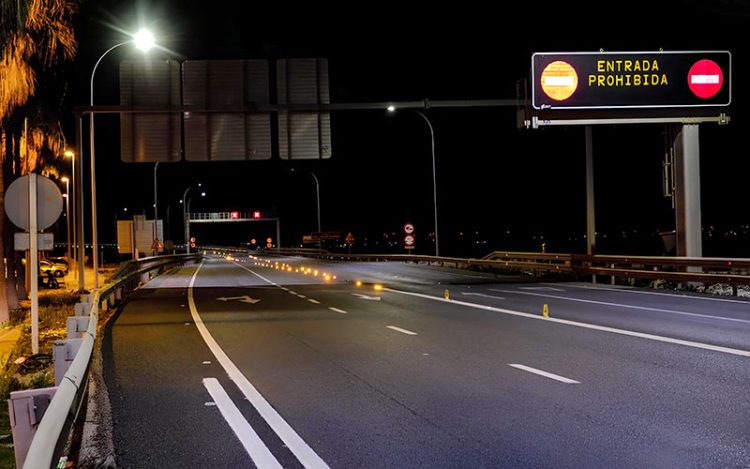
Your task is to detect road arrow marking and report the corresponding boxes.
[217,295,262,304]
[352,293,382,301]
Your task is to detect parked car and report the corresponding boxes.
[47,257,70,268]
[40,259,68,277]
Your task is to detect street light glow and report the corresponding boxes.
[61,177,69,182]
[64,150,74,158]
[201,192,206,197]
[387,105,396,112]
[134,29,155,52]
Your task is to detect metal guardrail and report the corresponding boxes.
[20,253,201,469]
[256,248,750,287]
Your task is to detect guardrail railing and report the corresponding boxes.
[13,253,201,469]
[249,247,750,288]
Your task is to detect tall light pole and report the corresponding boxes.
[182,183,203,253]
[291,168,322,233]
[61,177,71,265]
[387,106,440,256]
[152,162,159,255]
[90,29,155,288]
[63,150,76,279]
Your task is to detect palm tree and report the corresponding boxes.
[0,0,77,323]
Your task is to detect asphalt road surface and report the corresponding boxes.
[104,253,750,468]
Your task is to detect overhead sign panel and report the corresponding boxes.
[183,60,272,161]
[531,51,731,110]
[120,59,182,162]
[277,58,332,160]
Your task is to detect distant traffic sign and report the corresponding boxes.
[532,51,731,109]
[404,223,415,235]
[404,234,415,249]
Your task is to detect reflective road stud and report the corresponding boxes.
[444,289,450,301]
[543,304,549,318]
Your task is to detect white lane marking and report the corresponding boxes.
[287,291,297,295]
[383,287,750,358]
[386,325,418,336]
[490,288,750,325]
[352,293,382,301]
[508,364,579,384]
[519,286,565,292]
[202,361,212,365]
[202,378,283,469]
[204,401,217,407]
[217,295,262,304]
[462,292,505,300]
[308,299,320,304]
[328,307,347,314]
[553,282,750,305]
[189,264,330,468]
[297,294,308,299]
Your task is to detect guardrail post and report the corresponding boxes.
[8,387,58,469]
[67,316,91,339]
[75,302,93,317]
[53,339,84,386]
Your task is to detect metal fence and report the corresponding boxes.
[16,253,201,469]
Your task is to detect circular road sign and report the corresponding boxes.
[4,175,63,231]
[404,234,415,246]
[688,59,724,99]
[404,223,415,234]
[541,60,578,101]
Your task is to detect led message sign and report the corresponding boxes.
[531,51,731,109]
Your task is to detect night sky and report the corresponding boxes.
[62,1,750,257]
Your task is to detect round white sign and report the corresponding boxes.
[404,234,415,246]
[4,175,63,231]
[404,223,415,234]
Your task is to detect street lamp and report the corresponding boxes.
[290,168,322,234]
[387,107,440,256]
[182,183,203,253]
[61,177,71,266]
[63,150,77,279]
[89,28,156,288]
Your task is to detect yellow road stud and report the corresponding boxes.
[543,304,549,318]
[444,289,450,300]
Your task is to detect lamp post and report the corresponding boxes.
[182,183,203,253]
[61,177,71,265]
[90,29,155,288]
[63,150,77,279]
[387,106,440,256]
[152,162,159,255]
[291,168,322,234]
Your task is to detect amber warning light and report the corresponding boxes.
[531,51,731,110]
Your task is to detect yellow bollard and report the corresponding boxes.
[444,289,450,300]
[543,304,549,318]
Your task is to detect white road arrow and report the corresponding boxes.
[217,295,262,304]
[351,293,382,301]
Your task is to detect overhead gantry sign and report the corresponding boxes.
[532,51,731,110]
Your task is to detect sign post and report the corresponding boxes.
[4,174,63,354]
[404,223,415,253]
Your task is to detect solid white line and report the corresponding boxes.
[382,287,750,358]
[386,325,418,336]
[508,364,579,384]
[553,282,750,305]
[328,307,347,314]
[462,292,505,300]
[308,299,320,304]
[491,288,750,325]
[189,263,330,468]
[519,286,565,292]
[202,378,283,469]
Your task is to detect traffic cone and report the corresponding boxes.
[543,304,549,318]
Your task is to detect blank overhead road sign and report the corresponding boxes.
[532,51,731,109]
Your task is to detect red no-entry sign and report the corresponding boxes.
[688,59,724,99]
